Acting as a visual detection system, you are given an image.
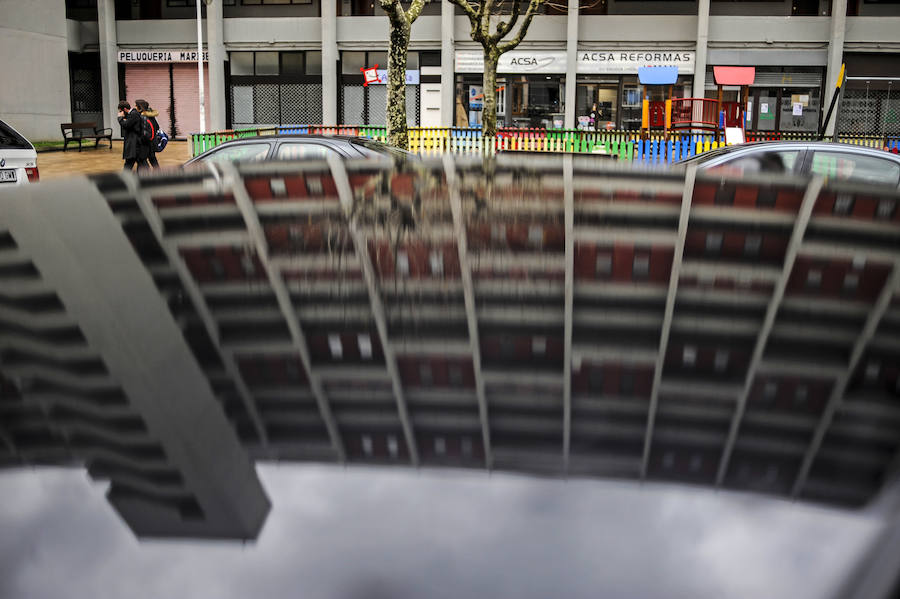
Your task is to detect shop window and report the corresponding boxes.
[230,52,255,76]
[255,52,280,75]
[229,51,323,127]
[811,152,900,186]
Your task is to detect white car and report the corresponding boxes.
[0,118,39,186]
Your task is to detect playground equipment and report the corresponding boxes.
[713,66,755,142]
[638,66,678,140]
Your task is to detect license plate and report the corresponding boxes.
[0,169,16,183]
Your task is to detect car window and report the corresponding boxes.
[0,120,31,150]
[352,139,415,160]
[810,151,900,186]
[200,142,270,164]
[276,143,341,160]
[707,150,801,176]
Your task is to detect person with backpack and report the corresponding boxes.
[117,100,149,171]
[136,99,166,169]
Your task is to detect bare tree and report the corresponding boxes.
[448,0,546,138]
[381,0,427,149]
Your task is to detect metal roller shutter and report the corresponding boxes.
[172,64,210,138]
[124,64,173,136]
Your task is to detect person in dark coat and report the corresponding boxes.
[136,99,160,169]
[117,100,149,171]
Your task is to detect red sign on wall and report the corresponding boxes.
[361,64,380,87]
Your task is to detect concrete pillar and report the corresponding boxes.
[322,0,338,126]
[824,0,847,136]
[441,0,455,127]
[97,0,120,133]
[563,0,578,129]
[693,0,710,99]
[207,0,227,131]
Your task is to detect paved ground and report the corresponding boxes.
[37,141,192,180]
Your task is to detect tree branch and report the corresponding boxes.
[380,0,409,26]
[491,0,521,44]
[497,0,543,53]
[406,0,428,22]
[448,0,478,19]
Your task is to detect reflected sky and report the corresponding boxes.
[0,465,883,599]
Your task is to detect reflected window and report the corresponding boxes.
[834,193,854,215]
[683,345,697,367]
[877,199,897,220]
[429,250,444,276]
[200,142,270,164]
[709,150,800,176]
[328,333,343,359]
[387,435,399,459]
[744,235,762,257]
[358,334,372,360]
[806,269,822,289]
[420,363,433,386]
[811,151,900,186]
[276,143,339,160]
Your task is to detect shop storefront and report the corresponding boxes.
[704,66,825,134]
[454,49,695,130]
[119,48,211,138]
[340,51,433,127]
[454,50,567,129]
[838,54,900,137]
[228,50,322,129]
[576,50,694,130]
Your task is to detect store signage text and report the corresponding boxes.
[369,70,421,85]
[455,49,694,74]
[117,49,209,63]
[577,50,694,74]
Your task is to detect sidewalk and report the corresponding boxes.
[37,141,192,180]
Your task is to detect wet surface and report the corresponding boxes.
[36,141,191,180]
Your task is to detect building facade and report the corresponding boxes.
[4,0,900,138]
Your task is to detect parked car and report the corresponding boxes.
[0,119,39,186]
[184,135,415,167]
[677,141,900,187]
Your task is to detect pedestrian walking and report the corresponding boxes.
[117,100,149,172]
[136,99,161,169]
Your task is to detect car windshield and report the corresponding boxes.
[0,120,32,150]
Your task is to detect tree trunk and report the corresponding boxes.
[481,49,500,139]
[387,25,411,149]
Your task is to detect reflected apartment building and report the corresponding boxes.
[3,0,900,140]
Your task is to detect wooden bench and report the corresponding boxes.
[61,122,113,152]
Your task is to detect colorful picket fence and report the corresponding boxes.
[189,125,900,164]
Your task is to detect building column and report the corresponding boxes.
[322,0,338,126]
[207,0,227,131]
[97,0,120,133]
[564,0,579,129]
[693,0,710,99]
[824,0,847,137]
[441,0,455,127]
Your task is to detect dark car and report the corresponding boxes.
[183,134,415,167]
[678,141,900,187]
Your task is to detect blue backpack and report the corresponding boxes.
[155,129,169,153]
